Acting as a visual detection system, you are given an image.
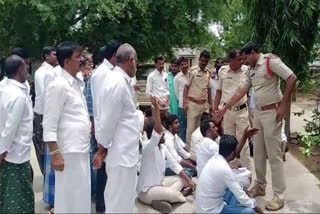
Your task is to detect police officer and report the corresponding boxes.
[214,49,251,171]
[183,50,212,150]
[215,42,297,211]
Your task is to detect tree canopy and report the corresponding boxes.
[243,0,320,82]
[0,0,226,61]
[0,0,319,69]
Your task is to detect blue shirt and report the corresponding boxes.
[84,76,94,118]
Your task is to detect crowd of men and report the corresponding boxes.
[0,40,296,214]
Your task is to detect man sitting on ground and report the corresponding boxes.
[196,119,220,177]
[189,113,211,161]
[164,114,197,177]
[197,134,264,214]
[197,122,258,178]
[137,97,196,213]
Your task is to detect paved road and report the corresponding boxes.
[32,97,320,213]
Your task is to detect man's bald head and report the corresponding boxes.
[115,43,138,78]
[4,55,24,78]
[116,43,137,65]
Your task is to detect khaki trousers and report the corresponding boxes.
[223,107,251,171]
[248,107,255,128]
[186,101,206,150]
[139,176,186,204]
[253,109,286,199]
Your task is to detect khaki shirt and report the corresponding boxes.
[186,66,211,101]
[217,65,248,107]
[243,53,293,108]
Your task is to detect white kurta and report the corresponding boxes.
[34,61,54,115]
[97,66,140,213]
[189,127,204,161]
[0,79,33,164]
[146,69,169,99]
[196,136,220,177]
[164,130,191,161]
[137,130,183,194]
[42,69,91,213]
[90,59,114,142]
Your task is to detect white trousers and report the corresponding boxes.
[54,153,91,213]
[139,176,186,204]
[104,164,137,213]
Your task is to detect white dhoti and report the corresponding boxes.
[54,153,91,213]
[104,164,138,213]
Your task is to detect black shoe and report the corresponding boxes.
[249,140,254,157]
[96,204,105,213]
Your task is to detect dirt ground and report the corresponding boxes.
[288,144,320,180]
[289,91,320,181]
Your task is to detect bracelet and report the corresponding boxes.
[50,149,60,155]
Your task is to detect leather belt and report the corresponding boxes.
[226,103,247,111]
[188,97,206,105]
[259,103,279,111]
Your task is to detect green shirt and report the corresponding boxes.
[168,72,179,115]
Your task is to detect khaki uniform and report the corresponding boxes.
[217,65,251,170]
[186,66,211,149]
[243,53,293,200]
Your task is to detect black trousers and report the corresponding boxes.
[33,113,45,175]
[96,162,107,212]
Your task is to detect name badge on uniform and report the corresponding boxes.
[226,77,232,79]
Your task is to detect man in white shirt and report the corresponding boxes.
[164,114,197,177]
[174,57,190,142]
[33,46,57,175]
[138,97,196,213]
[93,43,140,213]
[146,56,170,110]
[43,64,61,88]
[189,112,212,161]
[197,134,264,214]
[196,120,258,178]
[196,119,220,176]
[43,41,91,213]
[0,55,34,213]
[91,41,121,212]
[91,40,121,139]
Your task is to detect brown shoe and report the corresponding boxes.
[151,200,172,213]
[265,196,284,211]
[248,184,266,198]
